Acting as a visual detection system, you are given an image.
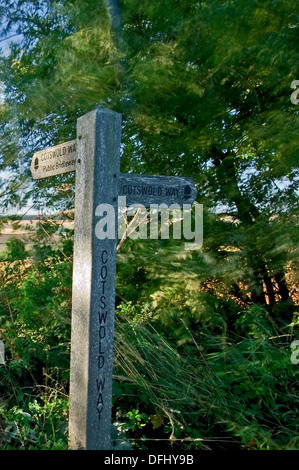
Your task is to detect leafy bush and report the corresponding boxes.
[113,303,299,450]
[0,396,68,450]
[0,220,298,450]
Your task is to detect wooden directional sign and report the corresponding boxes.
[31,108,198,451]
[119,173,197,207]
[30,140,77,179]
[31,144,197,207]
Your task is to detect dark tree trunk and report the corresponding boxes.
[274,270,293,303]
[211,148,294,313]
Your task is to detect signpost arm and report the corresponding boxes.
[69,108,122,450]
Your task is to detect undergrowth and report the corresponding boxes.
[0,229,298,450]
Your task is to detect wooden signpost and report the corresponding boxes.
[30,139,77,179]
[30,108,197,450]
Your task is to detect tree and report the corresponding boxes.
[0,0,298,450]
[0,0,298,315]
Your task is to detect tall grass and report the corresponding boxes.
[113,306,299,450]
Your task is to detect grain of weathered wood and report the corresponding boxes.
[69,109,121,450]
[118,173,197,207]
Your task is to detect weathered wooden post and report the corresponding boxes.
[30,107,198,451]
[68,108,121,450]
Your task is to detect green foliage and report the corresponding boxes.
[126,409,149,431]
[113,303,299,450]
[0,217,298,450]
[0,396,68,450]
[0,219,71,449]
[0,219,72,406]
[0,0,298,451]
[0,0,298,312]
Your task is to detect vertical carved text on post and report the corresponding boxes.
[96,249,109,420]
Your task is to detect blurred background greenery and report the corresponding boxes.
[0,0,298,450]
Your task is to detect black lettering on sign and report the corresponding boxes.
[98,341,105,354]
[121,185,165,198]
[96,250,110,420]
[98,355,105,369]
[101,250,108,264]
[101,265,107,279]
[98,311,108,324]
[96,377,106,419]
[165,187,180,197]
[99,326,106,339]
[100,296,106,309]
[97,378,105,392]
[97,378,105,418]
[100,280,106,294]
